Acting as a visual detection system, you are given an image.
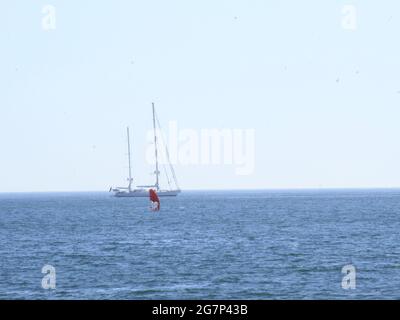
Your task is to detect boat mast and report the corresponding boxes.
[153,112,180,192]
[152,103,160,191]
[127,127,133,192]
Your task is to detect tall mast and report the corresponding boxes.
[127,127,133,192]
[152,103,160,191]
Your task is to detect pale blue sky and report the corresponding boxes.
[1,1,400,192]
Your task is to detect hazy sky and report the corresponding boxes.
[1,0,400,192]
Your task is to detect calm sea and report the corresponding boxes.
[1,190,400,299]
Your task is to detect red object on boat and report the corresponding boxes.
[149,189,160,211]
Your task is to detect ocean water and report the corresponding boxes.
[0,189,400,300]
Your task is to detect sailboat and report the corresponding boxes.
[110,103,181,197]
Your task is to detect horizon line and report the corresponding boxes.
[1,186,400,194]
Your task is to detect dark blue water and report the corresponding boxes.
[1,190,400,299]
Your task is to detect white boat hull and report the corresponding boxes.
[114,190,181,198]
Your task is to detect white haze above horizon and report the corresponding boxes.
[1,0,400,192]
